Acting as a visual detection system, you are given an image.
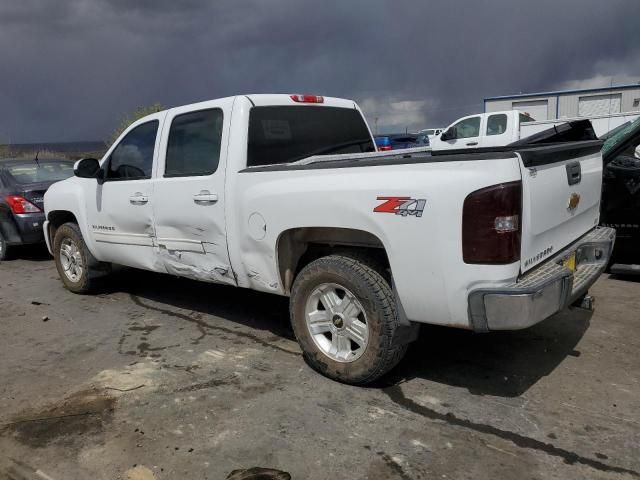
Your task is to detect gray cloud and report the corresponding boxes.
[0,0,638,142]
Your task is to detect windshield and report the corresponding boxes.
[4,160,74,184]
[600,121,632,140]
[247,106,375,167]
[603,117,640,158]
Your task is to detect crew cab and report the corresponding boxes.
[44,94,615,384]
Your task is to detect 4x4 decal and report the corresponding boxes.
[374,196,426,217]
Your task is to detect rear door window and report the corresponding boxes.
[165,109,224,177]
[247,106,375,167]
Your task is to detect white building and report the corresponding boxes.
[484,83,640,121]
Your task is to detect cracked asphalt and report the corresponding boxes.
[0,247,639,479]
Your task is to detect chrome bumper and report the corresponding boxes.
[468,227,616,332]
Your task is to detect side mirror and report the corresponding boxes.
[441,126,457,141]
[74,158,102,181]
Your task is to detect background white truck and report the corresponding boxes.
[44,94,615,384]
[431,110,640,150]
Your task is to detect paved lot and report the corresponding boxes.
[0,248,639,480]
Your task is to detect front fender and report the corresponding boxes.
[44,178,101,260]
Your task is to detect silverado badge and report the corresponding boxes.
[567,193,581,212]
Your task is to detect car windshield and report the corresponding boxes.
[4,159,74,184]
[600,121,632,140]
[602,117,640,158]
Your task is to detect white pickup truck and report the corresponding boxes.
[430,110,538,150]
[44,94,615,384]
[431,110,640,151]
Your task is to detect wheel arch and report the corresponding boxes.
[47,210,79,248]
[276,227,391,294]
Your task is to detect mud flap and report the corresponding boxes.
[392,279,420,346]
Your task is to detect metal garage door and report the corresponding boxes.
[578,94,621,117]
[512,100,548,121]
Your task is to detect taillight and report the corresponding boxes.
[290,94,324,103]
[378,145,393,151]
[462,181,521,264]
[5,195,42,214]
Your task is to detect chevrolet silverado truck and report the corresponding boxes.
[43,94,615,384]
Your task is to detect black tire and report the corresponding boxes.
[53,222,106,293]
[0,231,10,261]
[290,254,408,385]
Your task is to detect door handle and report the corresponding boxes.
[466,141,479,146]
[193,190,218,205]
[566,161,582,185]
[129,193,149,205]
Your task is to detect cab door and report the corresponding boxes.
[481,113,510,147]
[151,98,235,285]
[439,115,482,149]
[86,116,165,271]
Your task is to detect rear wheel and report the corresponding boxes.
[53,222,106,293]
[0,231,10,261]
[290,254,408,384]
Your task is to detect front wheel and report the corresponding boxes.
[53,222,106,293]
[290,254,408,384]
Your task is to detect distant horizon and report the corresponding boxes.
[6,140,106,146]
[2,140,107,155]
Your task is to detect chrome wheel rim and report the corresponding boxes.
[59,238,84,282]
[304,283,369,363]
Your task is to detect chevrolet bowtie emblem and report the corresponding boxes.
[567,192,581,212]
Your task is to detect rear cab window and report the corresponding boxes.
[247,106,375,167]
[486,114,508,136]
[519,113,535,123]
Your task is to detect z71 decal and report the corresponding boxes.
[374,196,426,217]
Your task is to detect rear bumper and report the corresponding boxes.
[14,213,46,244]
[468,227,616,332]
[1,213,46,246]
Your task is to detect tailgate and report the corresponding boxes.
[517,140,604,272]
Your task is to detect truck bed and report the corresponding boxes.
[241,139,603,171]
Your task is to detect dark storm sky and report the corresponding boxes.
[1,0,639,142]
